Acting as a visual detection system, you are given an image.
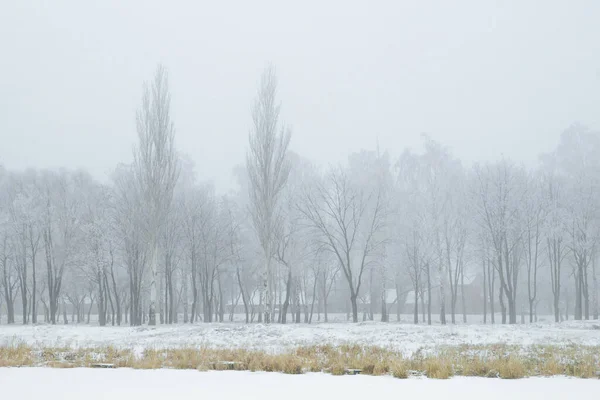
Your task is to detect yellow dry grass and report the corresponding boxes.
[1,341,598,379]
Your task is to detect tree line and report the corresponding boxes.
[0,65,598,326]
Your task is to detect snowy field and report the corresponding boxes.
[1,319,599,355]
[2,368,599,400]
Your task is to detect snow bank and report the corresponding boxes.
[1,368,598,400]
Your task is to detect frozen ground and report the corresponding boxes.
[1,319,599,355]
[2,368,599,400]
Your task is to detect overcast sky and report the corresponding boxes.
[1,0,599,192]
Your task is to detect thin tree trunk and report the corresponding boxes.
[426,264,432,325]
[460,264,466,323]
[483,259,487,324]
[281,269,292,324]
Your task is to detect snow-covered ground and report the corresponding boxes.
[1,320,599,355]
[2,368,598,400]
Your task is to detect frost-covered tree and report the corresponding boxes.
[246,66,291,324]
[474,160,528,324]
[133,65,179,325]
[113,164,147,326]
[300,163,387,323]
[552,124,600,320]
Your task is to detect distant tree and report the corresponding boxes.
[521,171,547,323]
[300,166,387,323]
[133,64,179,325]
[553,125,600,320]
[41,170,87,325]
[246,65,291,324]
[113,165,147,326]
[474,160,527,324]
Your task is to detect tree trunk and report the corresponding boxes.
[183,275,189,324]
[31,246,37,324]
[426,265,432,325]
[86,297,94,324]
[98,270,106,326]
[1,248,16,324]
[483,259,487,324]
[281,269,292,324]
[508,294,517,324]
[308,276,317,324]
[109,256,121,326]
[350,293,358,323]
[321,279,328,323]
[218,275,225,323]
[19,245,28,325]
[583,262,590,320]
[236,267,249,324]
[488,260,495,324]
[499,280,506,324]
[191,259,198,324]
[295,276,302,323]
[593,255,598,320]
[62,300,68,324]
[575,266,583,320]
[549,238,562,323]
[381,291,388,322]
[460,266,467,323]
[169,265,175,324]
[413,286,418,324]
[148,243,158,326]
[395,281,401,322]
[369,269,375,321]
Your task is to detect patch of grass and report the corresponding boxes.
[330,363,346,376]
[424,357,454,379]
[373,362,390,376]
[247,354,265,372]
[458,356,492,377]
[390,360,409,379]
[1,342,599,380]
[495,356,526,379]
[277,355,304,374]
[0,343,35,367]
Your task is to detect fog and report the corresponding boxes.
[2,0,599,192]
[1,1,600,329]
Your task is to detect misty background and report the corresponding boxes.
[2,0,600,192]
[1,1,600,328]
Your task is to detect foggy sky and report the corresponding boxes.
[1,0,599,192]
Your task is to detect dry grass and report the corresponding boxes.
[495,356,527,379]
[1,341,598,380]
[390,360,409,379]
[0,343,35,367]
[329,363,346,376]
[423,357,454,379]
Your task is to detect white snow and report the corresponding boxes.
[1,368,598,400]
[1,320,599,355]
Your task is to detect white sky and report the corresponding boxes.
[1,0,599,192]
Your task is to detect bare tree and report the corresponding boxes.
[180,185,205,323]
[0,233,18,324]
[474,161,527,324]
[161,200,182,324]
[246,65,291,324]
[41,171,85,324]
[552,125,600,320]
[82,188,109,326]
[300,167,386,323]
[522,173,546,322]
[113,165,147,326]
[198,192,230,322]
[133,64,179,325]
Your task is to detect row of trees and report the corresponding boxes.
[1,65,598,326]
